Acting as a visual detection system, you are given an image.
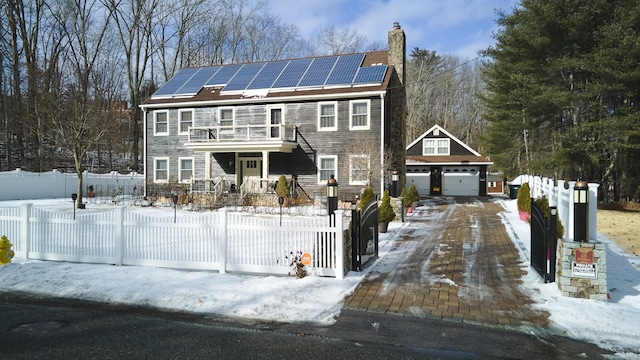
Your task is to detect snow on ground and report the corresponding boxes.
[0,198,639,357]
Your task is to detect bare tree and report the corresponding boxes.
[311,25,366,56]
[344,135,396,194]
[45,0,117,207]
[103,0,161,172]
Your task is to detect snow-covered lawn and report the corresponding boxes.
[0,198,639,357]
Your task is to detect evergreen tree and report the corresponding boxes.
[481,0,640,200]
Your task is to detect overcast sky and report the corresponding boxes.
[260,0,520,59]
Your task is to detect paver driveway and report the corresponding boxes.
[344,196,549,329]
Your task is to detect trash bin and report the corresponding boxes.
[508,184,521,199]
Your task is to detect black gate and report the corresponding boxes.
[530,200,557,283]
[351,198,378,271]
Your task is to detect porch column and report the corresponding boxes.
[205,152,212,191]
[262,150,269,180]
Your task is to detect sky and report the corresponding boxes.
[260,0,521,59]
[0,197,639,357]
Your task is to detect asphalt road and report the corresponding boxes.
[0,294,612,359]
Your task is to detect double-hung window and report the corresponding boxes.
[318,155,337,184]
[154,158,169,182]
[179,158,193,182]
[219,108,234,133]
[318,102,337,131]
[423,138,450,155]
[349,99,370,130]
[179,109,193,134]
[154,111,169,135]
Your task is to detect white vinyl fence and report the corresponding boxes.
[1,204,346,279]
[0,169,144,201]
[515,174,599,241]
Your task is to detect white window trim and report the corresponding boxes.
[348,99,370,131]
[218,107,235,133]
[349,154,369,185]
[178,157,194,183]
[154,157,169,183]
[317,155,338,184]
[267,104,285,139]
[422,138,450,156]
[154,110,169,136]
[317,101,338,131]
[178,109,194,135]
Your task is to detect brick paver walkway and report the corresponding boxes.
[344,197,549,329]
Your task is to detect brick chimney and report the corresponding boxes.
[388,22,406,85]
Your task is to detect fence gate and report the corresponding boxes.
[530,200,557,283]
[351,199,378,271]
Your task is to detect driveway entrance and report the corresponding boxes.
[344,196,549,329]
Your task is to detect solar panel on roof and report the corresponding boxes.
[354,65,387,84]
[298,57,338,87]
[223,63,265,91]
[246,61,287,90]
[176,66,221,95]
[205,64,242,86]
[325,54,364,85]
[151,52,388,98]
[272,58,312,88]
[152,68,200,97]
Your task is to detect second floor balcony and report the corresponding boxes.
[186,124,299,153]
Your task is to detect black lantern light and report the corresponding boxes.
[573,178,589,242]
[326,174,338,217]
[71,193,78,220]
[392,170,399,197]
[171,191,178,223]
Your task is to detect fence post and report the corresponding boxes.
[20,203,32,259]
[588,183,600,242]
[219,208,227,274]
[334,210,345,279]
[115,206,125,265]
[567,181,576,241]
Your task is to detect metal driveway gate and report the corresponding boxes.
[530,200,557,283]
[351,199,378,271]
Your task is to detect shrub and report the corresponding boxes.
[535,195,565,240]
[275,175,290,198]
[378,190,396,223]
[517,182,531,213]
[359,184,375,210]
[407,183,420,204]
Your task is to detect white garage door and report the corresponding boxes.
[406,173,430,196]
[442,167,478,196]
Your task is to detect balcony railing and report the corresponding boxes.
[188,124,296,143]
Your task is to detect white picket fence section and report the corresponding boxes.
[515,175,599,241]
[1,204,346,279]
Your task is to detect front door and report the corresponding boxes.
[239,157,262,191]
[430,166,442,195]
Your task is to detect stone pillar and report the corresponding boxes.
[556,239,607,301]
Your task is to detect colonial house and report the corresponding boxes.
[405,125,493,197]
[140,24,407,202]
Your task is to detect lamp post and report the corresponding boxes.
[71,193,77,220]
[278,196,284,226]
[573,178,589,242]
[171,191,178,223]
[327,175,338,225]
[392,170,399,197]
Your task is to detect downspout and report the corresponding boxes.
[142,108,148,197]
[380,93,386,198]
